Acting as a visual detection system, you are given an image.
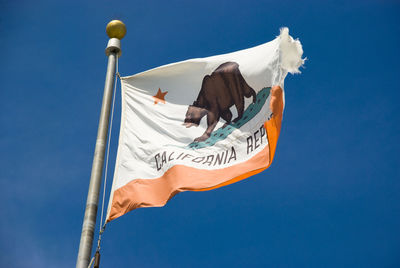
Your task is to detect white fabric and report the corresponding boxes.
[107,28,303,217]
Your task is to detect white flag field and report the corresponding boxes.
[106,28,304,221]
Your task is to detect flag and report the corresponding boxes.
[106,28,304,221]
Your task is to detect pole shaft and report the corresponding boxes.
[76,52,117,268]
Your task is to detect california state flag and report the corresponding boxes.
[107,28,304,221]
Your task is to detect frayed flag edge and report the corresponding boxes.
[279,27,305,74]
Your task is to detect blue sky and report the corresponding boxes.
[1,0,399,267]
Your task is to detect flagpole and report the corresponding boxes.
[76,20,126,268]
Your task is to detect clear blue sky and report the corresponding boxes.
[1,0,399,267]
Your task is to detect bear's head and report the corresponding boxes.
[183,104,207,128]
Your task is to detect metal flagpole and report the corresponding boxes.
[76,20,126,268]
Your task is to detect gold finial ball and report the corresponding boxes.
[106,20,126,40]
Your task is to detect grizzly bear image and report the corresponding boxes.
[183,62,256,142]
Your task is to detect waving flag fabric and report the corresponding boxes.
[106,28,303,222]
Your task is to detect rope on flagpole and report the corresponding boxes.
[99,54,119,230]
[87,257,95,268]
[87,55,120,268]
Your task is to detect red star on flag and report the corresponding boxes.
[152,88,168,105]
